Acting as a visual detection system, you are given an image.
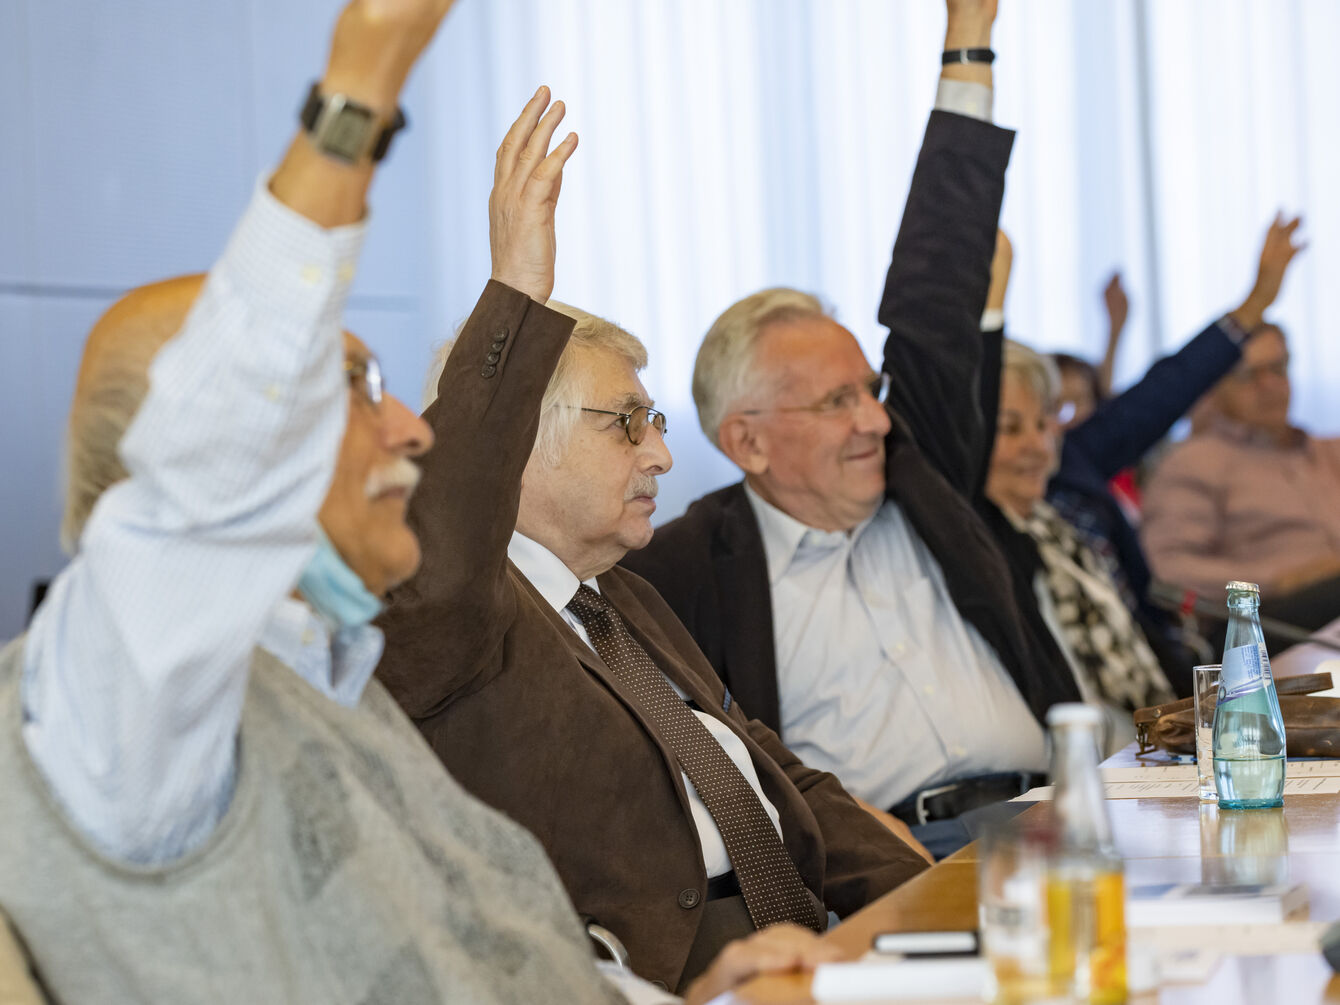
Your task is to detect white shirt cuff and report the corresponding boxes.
[935,79,993,123]
[597,961,682,1004]
[1217,312,1252,346]
[980,307,1005,331]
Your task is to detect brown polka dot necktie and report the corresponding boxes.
[567,584,824,932]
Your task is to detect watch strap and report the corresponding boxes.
[941,48,996,65]
[299,82,408,164]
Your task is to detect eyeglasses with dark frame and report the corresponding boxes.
[737,371,891,417]
[344,354,385,408]
[578,404,669,445]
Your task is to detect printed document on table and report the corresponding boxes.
[1101,760,1340,783]
[1017,775,1340,801]
[1102,764,1196,782]
[1283,759,1340,776]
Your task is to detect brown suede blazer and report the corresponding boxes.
[375,281,927,992]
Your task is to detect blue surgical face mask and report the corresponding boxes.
[298,528,383,629]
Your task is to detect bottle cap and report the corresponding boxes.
[1046,702,1103,728]
[1225,580,1261,594]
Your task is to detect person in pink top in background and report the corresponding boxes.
[1142,320,1340,633]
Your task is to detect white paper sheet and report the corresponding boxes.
[1281,759,1340,776]
[1017,775,1340,801]
[811,956,988,1002]
[1101,765,1196,782]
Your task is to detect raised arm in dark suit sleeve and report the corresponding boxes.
[872,8,1082,717]
[1064,214,1304,479]
[1065,324,1242,479]
[874,0,1009,496]
[878,117,1013,497]
[376,91,579,716]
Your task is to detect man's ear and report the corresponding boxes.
[718,415,769,476]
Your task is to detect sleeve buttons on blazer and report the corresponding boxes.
[677,888,701,909]
[481,364,497,378]
[492,326,509,342]
[485,351,501,365]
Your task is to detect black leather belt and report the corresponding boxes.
[706,870,741,901]
[890,771,1047,826]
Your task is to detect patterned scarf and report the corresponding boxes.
[1018,501,1173,711]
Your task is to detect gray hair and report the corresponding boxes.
[692,287,830,448]
[1001,338,1061,412]
[425,301,646,468]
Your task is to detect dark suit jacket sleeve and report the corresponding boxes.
[975,325,1005,501]
[1064,321,1242,480]
[878,110,1015,498]
[736,714,930,914]
[376,281,575,717]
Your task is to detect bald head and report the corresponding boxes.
[62,274,204,552]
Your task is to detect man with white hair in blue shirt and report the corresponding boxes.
[0,1,836,1001]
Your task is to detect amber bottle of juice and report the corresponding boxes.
[1045,704,1127,1004]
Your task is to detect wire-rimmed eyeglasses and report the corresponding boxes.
[737,371,891,417]
[344,354,384,408]
[579,404,669,445]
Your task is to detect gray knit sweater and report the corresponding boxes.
[0,636,627,1004]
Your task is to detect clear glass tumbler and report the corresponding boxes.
[979,818,1067,1005]
[1192,664,1221,803]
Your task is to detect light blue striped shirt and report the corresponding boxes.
[21,181,368,864]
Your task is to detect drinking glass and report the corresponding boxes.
[1192,664,1221,803]
[979,818,1067,1004]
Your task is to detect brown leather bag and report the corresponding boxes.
[1135,672,1340,758]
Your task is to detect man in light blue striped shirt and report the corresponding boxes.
[4,1,839,1000]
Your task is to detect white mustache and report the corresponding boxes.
[365,458,422,500]
[626,475,659,501]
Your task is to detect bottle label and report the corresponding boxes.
[1222,643,1265,698]
[1258,642,1275,684]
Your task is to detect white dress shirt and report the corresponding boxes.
[507,531,784,879]
[737,79,1047,811]
[746,485,1047,811]
[22,180,365,864]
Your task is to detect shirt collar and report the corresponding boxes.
[507,530,600,614]
[1206,413,1307,450]
[743,480,876,585]
[259,596,384,708]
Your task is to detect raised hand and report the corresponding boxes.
[489,87,579,303]
[271,0,456,227]
[985,228,1012,313]
[1102,273,1129,340]
[1232,213,1306,332]
[946,0,998,40]
[943,0,997,85]
[323,0,458,112]
[1097,272,1128,397]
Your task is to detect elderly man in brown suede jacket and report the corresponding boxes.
[375,90,928,994]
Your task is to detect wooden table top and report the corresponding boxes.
[737,759,1340,1004]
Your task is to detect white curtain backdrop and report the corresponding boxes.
[415,0,1340,522]
[4,0,1339,636]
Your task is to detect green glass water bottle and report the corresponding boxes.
[1212,581,1286,809]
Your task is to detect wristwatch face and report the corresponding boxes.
[315,98,375,163]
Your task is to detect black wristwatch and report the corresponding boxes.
[299,82,408,164]
[941,48,995,65]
